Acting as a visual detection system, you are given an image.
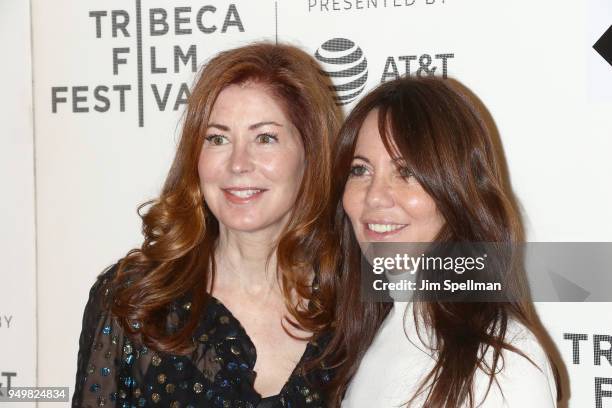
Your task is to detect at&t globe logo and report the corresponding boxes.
[315,38,368,106]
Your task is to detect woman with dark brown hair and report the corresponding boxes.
[72,43,341,408]
[322,76,561,407]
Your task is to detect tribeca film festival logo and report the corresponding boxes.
[563,333,612,408]
[50,2,245,127]
[315,37,454,106]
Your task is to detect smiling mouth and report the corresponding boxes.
[225,189,264,198]
[365,223,408,235]
[222,187,267,203]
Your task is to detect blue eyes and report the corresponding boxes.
[204,133,278,145]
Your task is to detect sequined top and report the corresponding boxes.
[72,265,333,408]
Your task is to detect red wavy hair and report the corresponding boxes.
[110,42,342,354]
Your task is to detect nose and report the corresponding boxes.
[365,174,394,209]
[229,141,254,174]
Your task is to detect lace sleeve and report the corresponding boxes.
[72,263,127,408]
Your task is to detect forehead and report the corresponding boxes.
[209,82,289,123]
[354,109,399,160]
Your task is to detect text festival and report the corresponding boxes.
[51,5,244,121]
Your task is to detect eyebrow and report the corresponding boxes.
[248,121,283,130]
[206,121,284,131]
[353,155,408,165]
[352,155,371,163]
[207,123,229,131]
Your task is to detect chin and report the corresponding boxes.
[219,217,276,234]
[215,207,292,235]
[220,219,258,232]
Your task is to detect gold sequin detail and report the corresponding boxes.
[118,390,127,399]
[182,302,192,311]
[97,396,106,406]
[219,316,230,324]
[151,393,160,403]
[87,364,95,374]
[157,373,167,384]
[170,402,180,408]
[133,388,141,398]
[193,382,203,394]
[165,383,175,393]
[198,334,209,342]
[152,354,162,366]
[230,345,240,355]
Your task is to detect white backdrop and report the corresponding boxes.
[0,0,37,407]
[3,0,612,406]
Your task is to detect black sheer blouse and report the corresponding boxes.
[72,265,333,408]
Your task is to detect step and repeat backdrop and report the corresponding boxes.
[2,0,611,406]
[0,0,37,407]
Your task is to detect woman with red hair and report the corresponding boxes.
[72,43,342,408]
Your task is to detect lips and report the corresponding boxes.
[222,187,267,204]
[362,221,408,239]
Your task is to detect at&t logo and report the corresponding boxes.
[315,37,455,106]
[315,38,369,105]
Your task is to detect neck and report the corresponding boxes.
[213,225,282,297]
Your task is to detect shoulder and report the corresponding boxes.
[86,263,120,308]
[501,319,552,374]
[474,320,558,407]
[93,262,120,291]
[81,261,134,323]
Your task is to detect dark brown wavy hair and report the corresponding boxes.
[110,43,342,355]
[321,76,562,407]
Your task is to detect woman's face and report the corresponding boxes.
[342,109,445,243]
[198,82,305,236]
